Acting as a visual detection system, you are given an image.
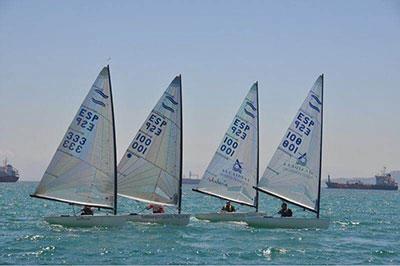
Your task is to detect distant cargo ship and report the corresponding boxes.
[0,159,20,182]
[182,171,200,185]
[326,168,398,191]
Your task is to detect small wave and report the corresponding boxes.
[229,221,247,226]
[334,220,360,227]
[16,234,44,241]
[258,247,288,260]
[374,249,396,257]
[24,245,56,257]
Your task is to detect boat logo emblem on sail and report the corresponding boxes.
[309,94,322,113]
[296,153,307,166]
[233,159,243,173]
[244,101,256,118]
[162,95,178,113]
[91,89,109,107]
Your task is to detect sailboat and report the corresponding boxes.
[246,75,329,229]
[117,75,190,226]
[193,82,265,222]
[31,66,126,227]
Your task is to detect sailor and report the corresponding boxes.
[146,204,165,214]
[221,201,236,212]
[81,205,94,215]
[278,202,293,217]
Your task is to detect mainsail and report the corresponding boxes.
[32,66,116,209]
[118,76,182,208]
[256,75,323,213]
[194,83,259,207]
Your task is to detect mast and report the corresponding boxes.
[255,81,260,212]
[178,75,183,214]
[316,74,324,218]
[107,65,118,215]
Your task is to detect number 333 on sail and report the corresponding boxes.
[62,131,87,154]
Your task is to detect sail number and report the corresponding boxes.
[231,118,250,140]
[294,112,315,136]
[131,133,152,155]
[62,132,87,153]
[281,131,302,155]
[145,113,167,136]
[220,136,238,157]
[75,108,99,132]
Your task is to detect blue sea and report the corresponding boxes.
[0,182,399,264]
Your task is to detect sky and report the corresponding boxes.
[0,0,399,181]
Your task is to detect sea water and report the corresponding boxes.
[0,182,399,264]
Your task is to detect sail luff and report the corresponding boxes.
[255,81,260,212]
[316,74,324,218]
[178,75,183,214]
[107,65,118,215]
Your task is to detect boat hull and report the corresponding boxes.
[45,213,190,227]
[44,215,127,227]
[194,212,266,222]
[123,213,190,226]
[245,216,329,229]
[0,175,19,182]
[326,182,398,190]
[182,178,200,185]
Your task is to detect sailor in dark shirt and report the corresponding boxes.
[81,205,94,215]
[278,202,292,217]
[221,201,236,212]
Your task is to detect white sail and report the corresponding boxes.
[257,75,323,212]
[32,67,116,209]
[195,83,259,207]
[118,76,182,206]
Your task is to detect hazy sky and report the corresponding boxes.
[1,0,399,181]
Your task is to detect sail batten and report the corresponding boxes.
[194,83,259,207]
[118,76,182,207]
[257,75,323,212]
[32,67,116,208]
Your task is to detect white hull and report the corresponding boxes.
[245,216,329,229]
[194,212,266,222]
[123,213,190,226]
[45,213,190,227]
[45,215,127,227]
